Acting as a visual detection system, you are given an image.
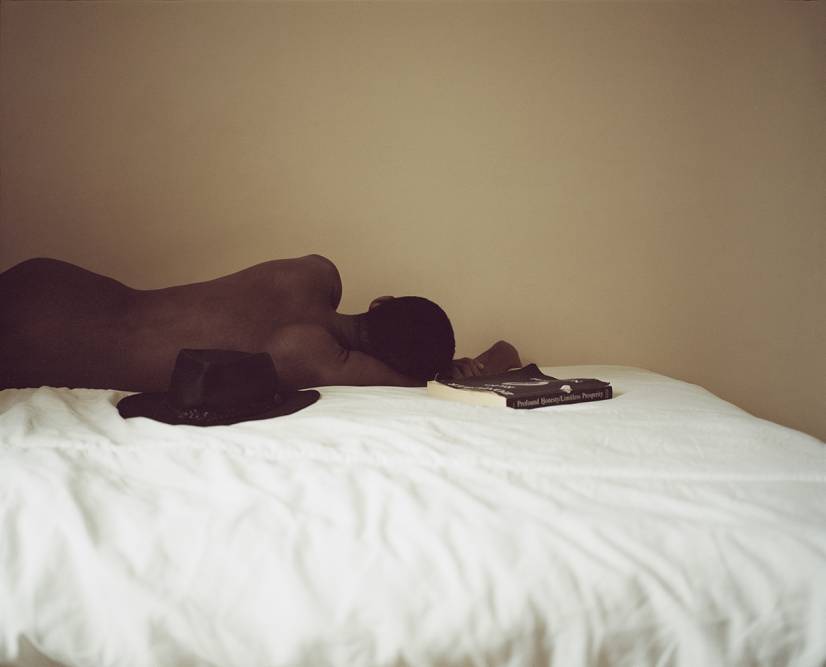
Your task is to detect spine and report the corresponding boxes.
[506,386,612,410]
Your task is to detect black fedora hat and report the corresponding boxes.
[117,349,319,426]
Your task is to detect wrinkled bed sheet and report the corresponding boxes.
[0,366,824,667]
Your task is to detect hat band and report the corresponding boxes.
[165,395,282,423]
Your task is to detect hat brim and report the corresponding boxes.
[117,389,320,426]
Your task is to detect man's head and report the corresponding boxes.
[361,296,455,381]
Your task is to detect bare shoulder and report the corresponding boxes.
[266,323,343,390]
[249,255,341,309]
[270,322,340,354]
[302,254,342,309]
[302,253,337,272]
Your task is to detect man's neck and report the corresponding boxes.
[330,313,367,351]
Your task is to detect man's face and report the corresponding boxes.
[369,295,394,311]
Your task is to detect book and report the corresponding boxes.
[427,364,612,409]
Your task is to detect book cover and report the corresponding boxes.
[427,364,612,409]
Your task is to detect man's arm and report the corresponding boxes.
[267,324,423,390]
[445,340,522,380]
[320,349,424,388]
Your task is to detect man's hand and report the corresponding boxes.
[443,340,523,380]
[447,357,487,380]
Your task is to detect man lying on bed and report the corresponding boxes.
[0,255,521,392]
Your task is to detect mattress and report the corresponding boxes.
[1,365,824,667]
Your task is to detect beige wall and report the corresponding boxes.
[2,2,824,440]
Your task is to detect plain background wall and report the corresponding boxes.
[1,1,824,440]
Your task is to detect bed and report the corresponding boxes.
[1,365,824,667]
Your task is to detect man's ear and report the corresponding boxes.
[369,295,394,311]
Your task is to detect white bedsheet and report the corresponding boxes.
[0,366,824,667]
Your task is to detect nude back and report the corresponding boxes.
[0,255,342,391]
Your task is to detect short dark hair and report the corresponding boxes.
[362,296,455,380]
